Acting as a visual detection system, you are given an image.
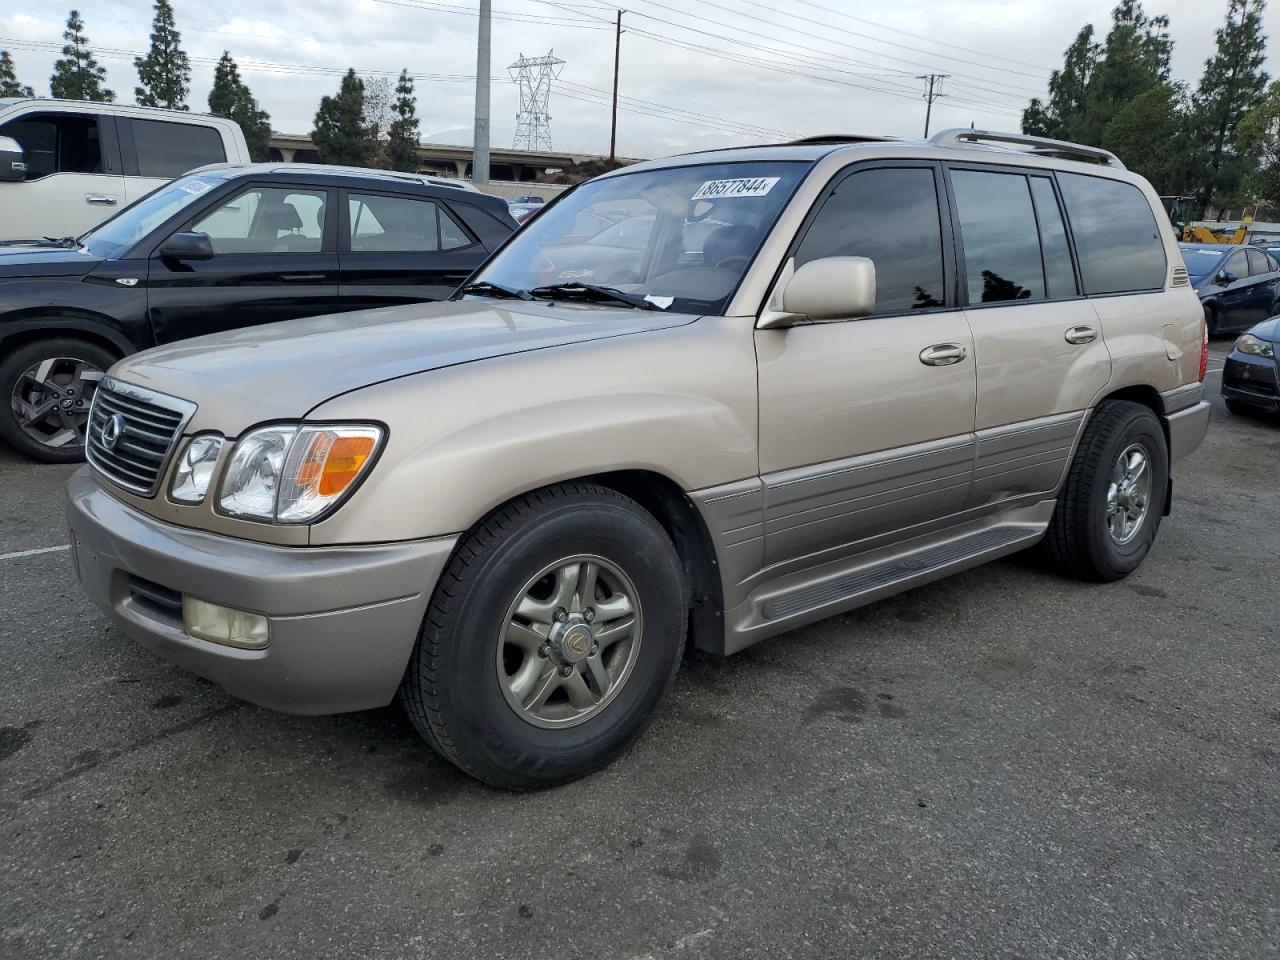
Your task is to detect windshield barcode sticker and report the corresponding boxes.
[691,177,780,200]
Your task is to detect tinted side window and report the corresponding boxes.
[1058,173,1166,294]
[1029,178,1077,299]
[191,187,326,254]
[795,167,946,314]
[348,194,475,252]
[1223,250,1249,280]
[951,170,1044,303]
[131,119,225,178]
[1246,248,1273,276]
[0,112,102,179]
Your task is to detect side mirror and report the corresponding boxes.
[0,136,27,182]
[1217,270,1237,285]
[158,231,214,263]
[759,256,876,328]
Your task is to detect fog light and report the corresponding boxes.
[182,595,269,650]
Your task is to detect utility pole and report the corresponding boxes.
[609,10,622,161]
[917,73,948,138]
[472,0,491,183]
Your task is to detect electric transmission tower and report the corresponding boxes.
[510,50,565,151]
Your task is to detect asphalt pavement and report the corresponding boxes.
[2,343,1277,960]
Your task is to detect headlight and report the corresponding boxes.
[169,434,224,504]
[1235,333,1276,358]
[218,423,383,523]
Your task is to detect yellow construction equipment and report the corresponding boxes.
[1160,196,1252,243]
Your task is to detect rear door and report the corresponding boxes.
[146,182,339,344]
[337,190,490,309]
[946,165,1112,510]
[118,116,229,207]
[0,109,125,239]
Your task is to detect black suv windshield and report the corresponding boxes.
[467,161,808,315]
[81,172,230,259]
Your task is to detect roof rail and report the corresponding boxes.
[927,128,1125,169]
[790,134,899,146]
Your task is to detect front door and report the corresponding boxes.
[946,166,1113,511]
[756,163,977,566]
[1215,249,1255,333]
[146,184,339,344]
[338,190,490,308]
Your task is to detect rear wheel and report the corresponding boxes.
[0,337,116,463]
[399,482,686,790]
[1045,401,1169,582]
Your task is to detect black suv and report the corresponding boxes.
[0,164,516,461]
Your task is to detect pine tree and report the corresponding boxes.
[388,69,420,172]
[1023,27,1101,139]
[208,52,272,161]
[1075,0,1172,145]
[1193,0,1269,203]
[1102,83,1192,192]
[312,69,369,166]
[133,0,190,109]
[49,10,114,102]
[0,50,35,98]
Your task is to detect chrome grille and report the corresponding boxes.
[86,378,196,496]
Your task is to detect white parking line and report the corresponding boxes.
[0,544,71,561]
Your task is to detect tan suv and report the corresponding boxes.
[68,130,1210,789]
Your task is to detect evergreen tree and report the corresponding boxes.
[388,69,420,172]
[1102,83,1192,192]
[133,0,190,109]
[1192,0,1269,204]
[49,10,114,102]
[1074,0,1172,145]
[1022,26,1100,139]
[312,69,369,166]
[0,51,35,98]
[208,52,273,161]
[1236,79,1280,204]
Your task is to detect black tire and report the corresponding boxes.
[1225,399,1252,417]
[1204,304,1220,338]
[1045,400,1169,582]
[0,337,117,463]
[399,482,686,790]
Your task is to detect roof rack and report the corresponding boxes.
[789,134,899,146]
[927,128,1125,169]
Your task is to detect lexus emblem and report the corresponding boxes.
[101,413,126,450]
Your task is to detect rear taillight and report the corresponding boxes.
[1199,316,1209,382]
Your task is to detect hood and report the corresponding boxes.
[109,299,700,434]
[1246,314,1280,343]
[0,244,102,278]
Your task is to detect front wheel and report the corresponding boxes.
[1045,401,1169,582]
[399,483,687,790]
[0,337,116,463]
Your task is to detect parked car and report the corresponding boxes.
[0,163,516,462]
[68,129,1208,789]
[0,98,249,241]
[1179,242,1280,336]
[1221,315,1280,415]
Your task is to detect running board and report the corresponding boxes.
[721,508,1051,654]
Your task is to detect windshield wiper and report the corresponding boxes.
[528,282,659,310]
[458,280,533,301]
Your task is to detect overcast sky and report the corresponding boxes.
[3,0,1278,158]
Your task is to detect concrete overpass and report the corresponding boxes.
[267,133,618,182]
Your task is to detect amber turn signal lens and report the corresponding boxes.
[318,435,376,495]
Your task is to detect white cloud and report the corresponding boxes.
[2,0,1276,157]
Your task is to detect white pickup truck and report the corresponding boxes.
[0,98,249,241]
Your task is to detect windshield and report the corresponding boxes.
[1179,246,1226,279]
[469,161,809,314]
[81,173,229,259]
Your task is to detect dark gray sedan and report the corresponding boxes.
[1221,313,1280,415]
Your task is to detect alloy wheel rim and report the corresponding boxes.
[9,356,104,449]
[1105,442,1152,545]
[496,554,643,729]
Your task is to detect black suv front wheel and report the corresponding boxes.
[0,337,116,463]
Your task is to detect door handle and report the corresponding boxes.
[280,273,325,282]
[919,343,967,366]
[1064,324,1098,344]
[85,195,117,205]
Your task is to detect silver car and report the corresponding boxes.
[69,130,1210,788]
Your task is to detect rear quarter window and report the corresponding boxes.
[1057,173,1166,295]
[129,119,226,178]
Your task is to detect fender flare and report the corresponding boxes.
[0,315,138,357]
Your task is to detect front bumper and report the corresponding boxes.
[1222,351,1280,410]
[66,469,458,714]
